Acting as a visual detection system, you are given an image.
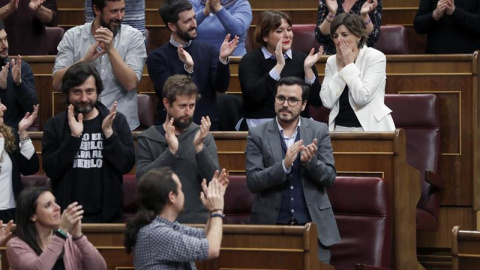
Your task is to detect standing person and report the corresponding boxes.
[315,0,381,55]
[0,100,39,224]
[413,0,480,54]
[147,0,238,130]
[53,0,147,130]
[124,167,228,269]
[0,0,58,55]
[42,62,135,223]
[136,75,220,224]
[6,187,107,269]
[238,10,323,131]
[190,0,252,56]
[0,19,38,129]
[246,76,340,264]
[320,13,395,131]
[85,0,146,37]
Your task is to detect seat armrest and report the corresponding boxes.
[355,264,389,270]
[425,170,444,190]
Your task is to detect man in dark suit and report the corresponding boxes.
[246,76,340,264]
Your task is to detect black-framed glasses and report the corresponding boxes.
[275,95,301,106]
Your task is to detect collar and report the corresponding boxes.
[262,46,292,60]
[155,216,180,228]
[276,117,301,137]
[170,36,192,48]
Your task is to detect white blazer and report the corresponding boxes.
[320,46,395,131]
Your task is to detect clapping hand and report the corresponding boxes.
[0,220,13,245]
[178,45,194,72]
[11,55,22,86]
[18,104,39,133]
[68,104,84,138]
[165,117,179,155]
[304,46,324,69]
[0,62,9,90]
[360,0,377,15]
[300,138,318,164]
[284,140,304,169]
[219,34,239,62]
[325,0,338,15]
[28,0,43,11]
[59,202,84,239]
[193,116,211,153]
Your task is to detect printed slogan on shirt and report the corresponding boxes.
[73,133,103,168]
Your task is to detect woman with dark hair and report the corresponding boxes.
[238,10,323,131]
[6,187,107,269]
[315,0,382,55]
[0,100,39,224]
[320,13,394,132]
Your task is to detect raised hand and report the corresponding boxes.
[360,0,377,15]
[0,220,13,245]
[275,38,285,67]
[325,0,338,15]
[193,116,211,153]
[284,140,304,169]
[68,104,84,138]
[94,27,114,53]
[11,55,21,86]
[178,45,194,71]
[433,0,449,20]
[300,138,318,164]
[200,171,225,212]
[18,104,39,133]
[216,168,229,197]
[219,34,239,61]
[210,0,222,13]
[304,46,324,69]
[203,0,212,15]
[83,41,106,62]
[8,0,19,12]
[0,62,9,90]
[102,101,117,139]
[165,117,179,155]
[59,202,84,238]
[445,0,455,15]
[28,0,44,11]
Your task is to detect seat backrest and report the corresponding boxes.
[329,176,393,270]
[452,226,480,270]
[136,93,155,130]
[291,24,321,54]
[223,175,254,224]
[21,174,50,188]
[385,94,442,230]
[45,27,65,55]
[373,25,409,54]
[123,174,139,221]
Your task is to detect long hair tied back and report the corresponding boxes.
[123,168,178,254]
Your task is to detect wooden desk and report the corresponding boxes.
[451,226,480,270]
[0,223,332,270]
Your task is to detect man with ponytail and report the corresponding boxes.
[124,167,228,269]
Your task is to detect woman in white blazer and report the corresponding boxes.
[320,13,395,132]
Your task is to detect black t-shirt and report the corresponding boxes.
[335,86,361,128]
[71,115,104,221]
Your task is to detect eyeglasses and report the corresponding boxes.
[275,95,301,106]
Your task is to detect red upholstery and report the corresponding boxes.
[329,176,393,270]
[136,93,155,130]
[123,174,139,221]
[291,24,321,54]
[45,27,65,55]
[21,174,50,188]
[373,25,409,54]
[385,94,443,231]
[223,175,254,224]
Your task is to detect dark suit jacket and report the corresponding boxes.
[246,117,340,247]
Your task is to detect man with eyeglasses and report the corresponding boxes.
[245,76,340,264]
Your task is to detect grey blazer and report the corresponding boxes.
[246,117,340,247]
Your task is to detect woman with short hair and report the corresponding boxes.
[320,13,395,132]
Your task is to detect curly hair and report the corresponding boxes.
[0,124,16,153]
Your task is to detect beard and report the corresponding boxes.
[73,100,95,114]
[171,115,193,130]
[277,108,301,124]
[176,26,197,42]
[100,16,122,36]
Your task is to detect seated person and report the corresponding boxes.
[238,10,323,131]
[6,187,107,269]
[320,13,395,131]
[0,101,39,224]
[315,0,381,55]
[413,0,480,54]
[124,167,229,269]
[190,0,252,56]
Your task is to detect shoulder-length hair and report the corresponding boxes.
[254,10,292,47]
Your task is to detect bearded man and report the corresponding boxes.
[52,0,146,131]
[135,74,220,224]
[42,62,135,223]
